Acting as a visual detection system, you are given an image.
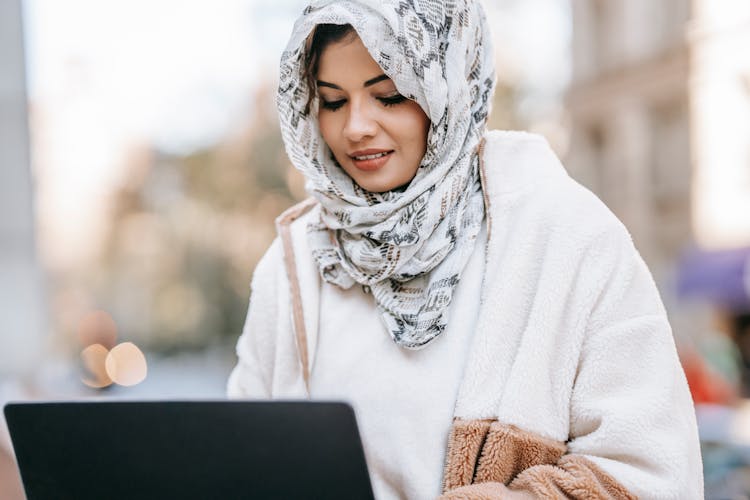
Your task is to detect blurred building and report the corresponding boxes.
[565,0,750,337]
[1,1,44,498]
[566,0,692,273]
[0,0,46,378]
[690,2,750,249]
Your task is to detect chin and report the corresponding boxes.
[356,179,411,193]
[356,182,389,193]
[351,170,417,194]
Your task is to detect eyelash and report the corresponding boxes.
[320,94,408,111]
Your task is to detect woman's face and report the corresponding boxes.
[316,33,430,193]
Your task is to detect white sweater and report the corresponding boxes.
[228,130,703,499]
[310,223,486,499]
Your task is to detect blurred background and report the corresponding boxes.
[1,0,749,497]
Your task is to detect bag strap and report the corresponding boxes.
[276,197,318,395]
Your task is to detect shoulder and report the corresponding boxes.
[481,129,630,243]
[251,198,320,285]
[481,131,657,322]
[250,237,284,294]
[275,197,320,231]
[274,197,321,274]
[481,129,565,191]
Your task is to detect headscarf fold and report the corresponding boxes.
[277,0,495,348]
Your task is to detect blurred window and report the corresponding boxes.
[652,0,691,52]
[577,122,606,194]
[590,0,612,74]
[649,99,691,257]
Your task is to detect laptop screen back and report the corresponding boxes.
[4,400,374,500]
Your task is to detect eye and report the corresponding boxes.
[378,94,407,107]
[320,98,345,111]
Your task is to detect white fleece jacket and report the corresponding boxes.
[228,130,703,499]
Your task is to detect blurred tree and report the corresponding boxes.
[83,84,300,353]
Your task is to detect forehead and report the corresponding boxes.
[316,34,385,82]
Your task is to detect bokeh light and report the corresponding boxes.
[104,342,148,386]
[80,343,112,388]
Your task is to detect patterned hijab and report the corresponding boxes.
[277,0,495,349]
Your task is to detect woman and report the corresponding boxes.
[228,0,703,498]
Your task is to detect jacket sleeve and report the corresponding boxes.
[539,227,703,498]
[441,226,703,499]
[226,239,283,399]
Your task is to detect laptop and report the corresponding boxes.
[4,400,374,500]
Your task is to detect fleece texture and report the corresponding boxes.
[442,420,635,499]
[442,420,566,491]
[228,130,703,499]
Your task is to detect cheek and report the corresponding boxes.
[392,106,430,151]
[417,115,430,151]
[318,114,338,149]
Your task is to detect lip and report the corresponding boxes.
[349,148,393,157]
[349,148,394,172]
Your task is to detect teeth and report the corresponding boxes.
[354,151,390,160]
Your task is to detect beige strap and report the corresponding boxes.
[477,136,491,242]
[276,198,318,394]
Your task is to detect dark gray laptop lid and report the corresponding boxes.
[4,400,374,500]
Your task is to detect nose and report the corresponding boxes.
[343,98,378,143]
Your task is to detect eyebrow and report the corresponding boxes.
[316,73,391,90]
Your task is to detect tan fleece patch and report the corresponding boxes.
[442,420,635,499]
[443,420,566,492]
[510,455,637,499]
[442,419,492,491]
[473,422,567,484]
[438,481,533,500]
